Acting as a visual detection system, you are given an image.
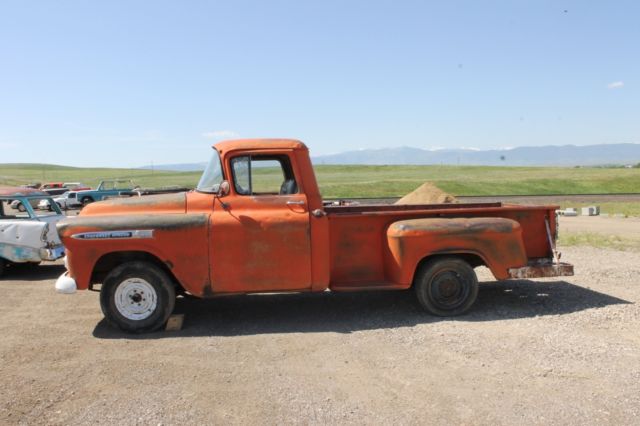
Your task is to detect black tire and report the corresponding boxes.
[0,258,5,277]
[55,202,62,210]
[100,261,176,333]
[414,257,479,316]
[81,197,94,206]
[17,203,26,212]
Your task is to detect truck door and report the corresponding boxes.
[210,153,312,293]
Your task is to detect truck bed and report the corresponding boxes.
[323,201,558,289]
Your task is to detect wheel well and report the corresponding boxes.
[412,253,486,286]
[91,251,183,291]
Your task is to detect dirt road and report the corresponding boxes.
[1,243,639,425]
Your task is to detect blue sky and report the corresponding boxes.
[1,0,638,167]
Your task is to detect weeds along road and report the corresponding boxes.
[1,242,639,424]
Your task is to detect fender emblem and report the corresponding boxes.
[71,230,154,240]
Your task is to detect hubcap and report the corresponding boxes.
[114,278,158,321]
[431,271,467,309]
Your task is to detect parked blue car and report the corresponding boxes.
[68,179,137,207]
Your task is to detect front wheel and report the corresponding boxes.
[414,257,479,316]
[100,261,176,333]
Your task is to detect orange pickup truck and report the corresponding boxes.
[55,139,573,333]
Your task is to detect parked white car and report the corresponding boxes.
[38,191,74,211]
[9,198,39,212]
[0,187,66,277]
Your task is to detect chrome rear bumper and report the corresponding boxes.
[508,261,574,279]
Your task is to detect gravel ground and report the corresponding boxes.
[0,245,639,425]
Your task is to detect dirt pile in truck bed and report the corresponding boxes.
[395,182,457,204]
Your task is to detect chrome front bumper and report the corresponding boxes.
[55,272,77,294]
[40,245,65,261]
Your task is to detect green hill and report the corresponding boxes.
[1,163,640,198]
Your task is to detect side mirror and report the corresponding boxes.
[216,180,230,197]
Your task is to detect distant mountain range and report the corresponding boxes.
[140,143,640,170]
[312,143,640,166]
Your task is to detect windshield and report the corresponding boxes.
[196,149,224,193]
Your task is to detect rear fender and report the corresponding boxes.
[0,221,47,262]
[385,217,529,284]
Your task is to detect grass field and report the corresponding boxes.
[558,232,638,251]
[0,163,200,191]
[1,163,640,199]
[314,164,640,197]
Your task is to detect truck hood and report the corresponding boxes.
[80,192,187,216]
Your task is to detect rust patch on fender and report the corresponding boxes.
[57,214,208,235]
[389,217,519,236]
[81,192,187,216]
[99,192,186,208]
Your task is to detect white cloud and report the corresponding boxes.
[607,81,624,89]
[202,130,239,139]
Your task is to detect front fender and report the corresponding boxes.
[385,217,529,284]
[57,214,210,294]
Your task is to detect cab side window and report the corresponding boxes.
[230,155,298,196]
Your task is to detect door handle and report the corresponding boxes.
[286,200,305,205]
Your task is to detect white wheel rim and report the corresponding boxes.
[114,278,158,321]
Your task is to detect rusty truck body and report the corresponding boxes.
[55,139,573,333]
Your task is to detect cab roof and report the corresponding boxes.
[0,186,49,197]
[214,139,307,154]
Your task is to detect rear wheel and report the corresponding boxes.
[414,257,478,316]
[81,197,93,206]
[100,261,176,333]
